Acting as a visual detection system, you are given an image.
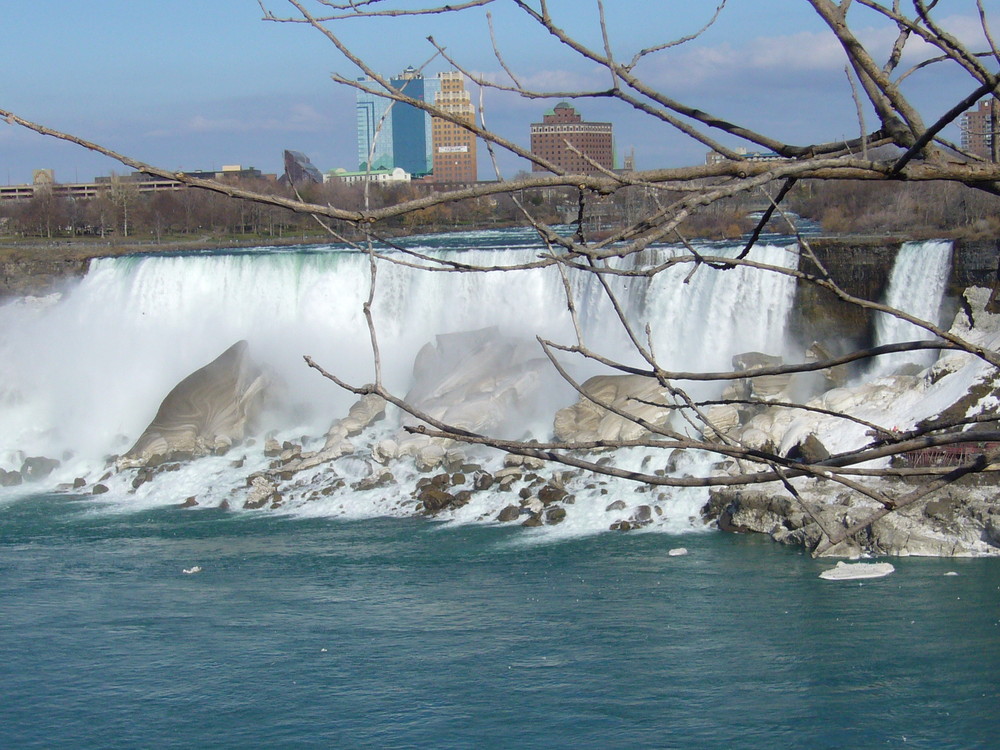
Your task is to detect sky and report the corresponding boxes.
[1,0,996,186]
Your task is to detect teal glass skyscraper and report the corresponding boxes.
[355,66,439,176]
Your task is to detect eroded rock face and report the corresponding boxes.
[698,289,1000,557]
[118,341,270,469]
[705,480,1000,557]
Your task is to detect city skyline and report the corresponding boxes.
[2,1,994,185]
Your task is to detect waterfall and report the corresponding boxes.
[871,240,953,375]
[0,231,798,531]
[642,242,799,374]
[0,245,577,464]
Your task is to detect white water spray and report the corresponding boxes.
[0,232,799,535]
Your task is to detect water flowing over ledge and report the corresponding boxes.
[4,231,998,555]
[0,230,799,539]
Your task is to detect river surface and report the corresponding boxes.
[2,229,996,747]
[2,494,998,749]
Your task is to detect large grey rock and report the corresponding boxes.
[0,468,23,486]
[20,456,60,481]
[404,328,550,432]
[553,374,670,443]
[382,328,555,468]
[118,341,270,470]
[497,505,520,522]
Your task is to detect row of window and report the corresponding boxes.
[531,124,612,133]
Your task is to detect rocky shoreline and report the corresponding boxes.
[6,289,996,558]
[706,478,1000,557]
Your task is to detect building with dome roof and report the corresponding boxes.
[529,102,614,173]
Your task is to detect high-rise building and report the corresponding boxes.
[355,66,440,176]
[529,102,614,173]
[356,81,394,172]
[961,98,998,161]
[390,66,439,177]
[431,72,477,183]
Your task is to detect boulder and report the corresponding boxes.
[0,468,23,486]
[403,328,553,437]
[419,486,455,514]
[789,433,830,463]
[522,497,544,515]
[538,484,567,505]
[732,351,790,399]
[415,443,447,472]
[20,456,60,481]
[119,341,270,470]
[545,507,567,525]
[632,505,653,524]
[372,438,398,465]
[334,393,386,439]
[732,352,783,372]
[245,475,280,510]
[353,469,395,491]
[805,341,850,388]
[496,505,520,523]
[703,403,740,441]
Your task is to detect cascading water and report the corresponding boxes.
[871,240,953,376]
[641,242,798,374]
[0,230,799,536]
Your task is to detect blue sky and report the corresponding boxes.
[1,0,995,185]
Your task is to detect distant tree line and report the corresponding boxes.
[788,180,1000,238]
[2,174,998,243]
[0,178,546,242]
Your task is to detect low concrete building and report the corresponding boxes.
[325,166,412,185]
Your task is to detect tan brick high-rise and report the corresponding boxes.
[431,72,477,182]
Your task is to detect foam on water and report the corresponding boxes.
[0,232,799,536]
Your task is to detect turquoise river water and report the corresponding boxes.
[2,493,998,749]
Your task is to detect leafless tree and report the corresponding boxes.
[2,0,1000,556]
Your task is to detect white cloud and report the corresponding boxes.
[518,11,993,96]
